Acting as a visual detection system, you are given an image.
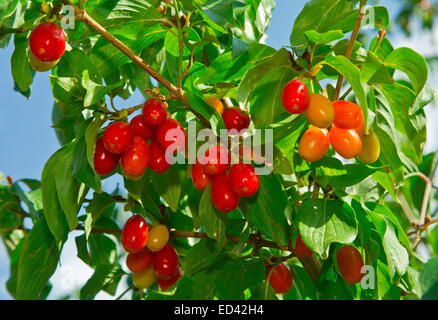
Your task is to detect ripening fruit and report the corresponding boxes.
[203,96,224,115]
[153,244,179,280]
[200,145,230,176]
[126,248,153,273]
[330,126,363,159]
[191,161,212,191]
[132,267,156,289]
[293,235,313,258]
[149,140,171,174]
[121,136,150,179]
[282,80,310,114]
[29,22,66,62]
[333,100,363,129]
[355,120,365,139]
[336,245,364,285]
[130,115,154,140]
[306,93,335,128]
[29,52,59,72]
[222,107,251,132]
[93,138,120,176]
[102,121,134,154]
[211,174,239,213]
[267,262,293,294]
[158,266,182,291]
[298,127,331,162]
[228,164,260,197]
[121,215,149,253]
[357,130,380,164]
[156,119,186,153]
[142,98,167,127]
[146,224,170,252]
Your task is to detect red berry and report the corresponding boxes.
[149,140,171,174]
[126,248,153,273]
[229,164,259,197]
[121,136,150,179]
[142,98,167,127]
[158,266,183,291]
[293,235,313,258]
[121,215,149,253]
[332,100,363,129]
[29,22,66,62]
[153,244,179,280]
[130,115,154,140]
[222,107,250,132]
[156,119,186,153]
[211,174,239,213]
[93,138,120,175]
[103,121,134,154]
[282,80,310,114]
[336,245,364,285]
[200,145,230,176]
[191,161,212,191]
[267,262,293,294]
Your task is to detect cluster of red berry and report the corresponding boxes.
[94,98,186,179]
[122,215,182,291]
[28,22,66,72]
[281,80,380,164]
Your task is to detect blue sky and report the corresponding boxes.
[0,0,437,299]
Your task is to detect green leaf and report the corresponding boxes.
[11,35,33,95]
[420,257,438,299]
[73,136,101,193]
[184,239,224,276]
[85,192,116,238]
[198,186,227,247]
[80,264,123,300]
[16,219,59,300]
[304,30,344,44]
[81,70,122,107]
[245,175,289,246]
[297,199,358,258]
[384,48,428,95]
[85,114,107,170]
[150,165,182,212]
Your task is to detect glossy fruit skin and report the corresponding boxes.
[357,130,380,164]
[130,115,154,140]
[153,244,179,280]
[200,145,230,176]
[158,266,182,291]
[333,100,363,129]
[211,174,239,213]
[355,120,365,139]
[282,80,310,114]
[126,248,153,273]
[204,96,224,115]
[156,119,186,153]
[142,98,167,127]
[306,93,334,128]
[121,136,150,179]
[222,107,251,132]
[29,51,59,72]
[191,161,212,191]
[93,137,120,176]
[103,121,134,154]
[293,235,313,258]
[147,224,169,252]
[229,164,260,197]
[267,263,293,294]
[132,267,156,289]
[298,127,331,162]
[149,140,171,174]
[330,126,363,159]
[336,245,364,285]
[29,22,66,62]
[121,215,149,253]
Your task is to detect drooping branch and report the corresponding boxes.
[334,0,367,100]
[59,0,210,127]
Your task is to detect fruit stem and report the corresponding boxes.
[333,0,368,100]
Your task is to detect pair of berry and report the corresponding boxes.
[203,96,250,133]
[191,145,260,213]
[94,98,186,179]
[122,215,182,291]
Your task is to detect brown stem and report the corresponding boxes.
[407,218,438,236]
[334,1,367,100]
[60,0,210,127]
